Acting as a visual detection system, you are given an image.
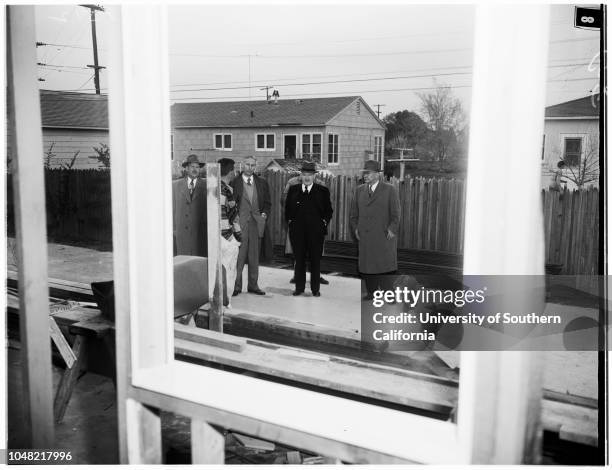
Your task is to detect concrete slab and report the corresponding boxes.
[230,267,361,334]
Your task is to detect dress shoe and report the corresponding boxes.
[232,290,241,297]
[292,290,304,296]
[248,288,266,295]
[312,292,321,297]
[319,277,329,285]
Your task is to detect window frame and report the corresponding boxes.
[327,133,339,165]
[561,135,585,167]
[255,132,276,151]
[106,4,550,464]
[374,135,383,161]
[213,132,233,151]
[301,132,322,162]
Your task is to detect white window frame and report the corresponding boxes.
[105,5,550,464]
[327,133,339,165]
[255,132,275,151]
[374,135,383,161]
[213,133,232,151]
[560,133,587,167]
[300,132,322,161]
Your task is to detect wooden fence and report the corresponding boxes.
[5,169,599,274]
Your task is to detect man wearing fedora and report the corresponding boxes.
[350,159,401,299]
[230,155,272,296]
[173,154,208,257]
[284,161,333,297]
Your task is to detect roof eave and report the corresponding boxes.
[545,116,599,120]
[43,125,109,131]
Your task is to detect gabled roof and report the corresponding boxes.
[545,95,600,119]
[172,96,376,128]
[39,90,109,129]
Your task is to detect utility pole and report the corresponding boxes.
[81,4,104,94]
[373,104,386,118]
[260,85,273,100]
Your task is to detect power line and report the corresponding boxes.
[169,62,597,90]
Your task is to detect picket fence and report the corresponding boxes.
[5,169,600,274]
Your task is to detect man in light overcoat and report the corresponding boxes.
[172,154,207,257]
[349,159,400,299]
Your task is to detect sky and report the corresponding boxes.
[33,3,601,118]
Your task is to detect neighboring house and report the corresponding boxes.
[7,90,110,169]
[541,95,600,189]
[171,96,385,176]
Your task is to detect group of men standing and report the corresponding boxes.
[173,154,400,302]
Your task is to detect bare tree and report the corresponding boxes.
[551,135,599,188]
[44,142,56,169]
[91,143,110,168]
[417,83,466,170]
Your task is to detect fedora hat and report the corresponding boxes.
[182,154,204,168]
[300,161,317,173]
[361,159,381,172]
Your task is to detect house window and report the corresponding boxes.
[328,134,339,164]
[214,133,232,151]
[374,136,383,161]
[301,133,322,162]
[563,137,582,166]
[256,133,275,151]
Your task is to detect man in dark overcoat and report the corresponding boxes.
[285,161,333,297]
[172,154,207,257]
[230,155,272,296]
[349,159,401,298]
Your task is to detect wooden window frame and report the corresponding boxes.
[301,132,322,162]
[374,135,383,161]
[102,4,550,464]
[561,134,586,167]
[327,133,339,165]
[213,133,232,151]
[255,132,275,151]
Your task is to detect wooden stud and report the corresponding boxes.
[191,419,225,464]
[126,399,162,464]
[206,163,223,332]
[7,5,55,448]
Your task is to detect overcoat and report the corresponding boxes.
[231,173,273,263]
[172,177,208,257]
[349,181,400,273]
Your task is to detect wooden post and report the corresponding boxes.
[7,5,55,448]
[460,4,549,464]
[206,163,224,332]
[191,419,225,464]
[126,399,162,464]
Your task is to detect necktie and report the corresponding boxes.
[368,184,373,197]
[247,177,252,186]
[189,179,195,197]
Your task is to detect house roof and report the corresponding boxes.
[545,95,600,119]
[172,96,379,128]
[40,90,108,129]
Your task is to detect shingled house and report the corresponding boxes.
[6,90,110,169]
[171,96,385,175]
[541,95,600,189]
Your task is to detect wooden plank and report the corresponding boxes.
[174,338,457,414]
[206,163,224,332]
[174,323,245,352]
[69,317,114,338]
[540,399,598,447]
[49,317,76,368]
[233,432,275,451]
[126,399,162,464]
[191,419,225,464]
[53,335,87,423]
[7,5,55,448]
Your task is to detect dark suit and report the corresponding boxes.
[285,183,333,294]
[172,177,207,257]
[230,174,272,292]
